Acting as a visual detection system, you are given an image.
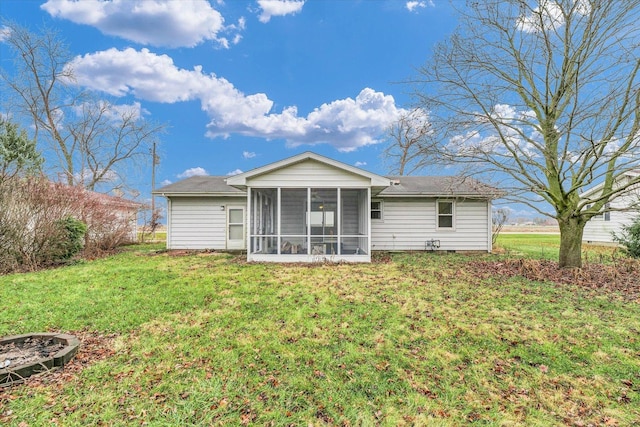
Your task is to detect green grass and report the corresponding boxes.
[496,233,622,262]
[1,240,639,426]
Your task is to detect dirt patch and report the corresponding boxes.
[468,258,640,301]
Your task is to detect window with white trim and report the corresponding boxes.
[437,200,454,229]
[371,200,383,220]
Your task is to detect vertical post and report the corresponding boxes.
[277,187,281,255]
[151,141,158,241]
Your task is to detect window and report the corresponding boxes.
[437,200,454,229]
[371,200,383,220]
[604,203,611,221]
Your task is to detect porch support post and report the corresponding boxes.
[306,187,311,255]
[277,187,281,255]
[246,187,252,257]
[337,187,341,255]
[367,187,371,256]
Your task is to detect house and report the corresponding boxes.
[582,170,640,244]
[153,152,499,262]
[83,190,143,242]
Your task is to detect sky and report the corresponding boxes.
[0,0,534,218]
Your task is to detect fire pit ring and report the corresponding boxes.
[0,333,80,387]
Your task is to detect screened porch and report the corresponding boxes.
[248,187,370,262]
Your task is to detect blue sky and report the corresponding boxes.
[2,1,548,217]
[0,0,456,182]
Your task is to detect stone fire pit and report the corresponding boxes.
[0,333,80,387]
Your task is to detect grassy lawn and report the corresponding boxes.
[497,233,622,263]
[1,240,639,425]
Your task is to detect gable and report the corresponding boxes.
[226,152,390,188]
[245,158,371,187]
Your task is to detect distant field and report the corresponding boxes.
[137,231,166,242]
[496,232,621,261]
[501,225,559,233]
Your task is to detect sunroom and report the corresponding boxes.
[225,152,391,262]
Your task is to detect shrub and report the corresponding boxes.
[54,216,87,262]
[0,176,138,273]
[613,215,640,258]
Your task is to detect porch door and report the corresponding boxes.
[226,206,246,250]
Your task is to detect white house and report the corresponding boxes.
[153,152,499,262]
[582,170,640,244]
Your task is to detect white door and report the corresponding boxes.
[226,206,246,250]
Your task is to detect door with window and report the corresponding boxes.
[226,206,246,250]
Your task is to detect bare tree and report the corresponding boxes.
[0,22,163,191]
[406,0,640,267]
[492,208,510,245]
[383,108,432,175]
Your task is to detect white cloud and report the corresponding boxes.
[73,168,118,185]
[0,26,11,42]
[354,161,367,167]
[69,48,406,152]
[226,168,243,176]
[517,0,589,33]
[517,1,562,33]
[178,167,208,178]
[405,1,433,12]
[41,0,241,48]
[72,100,145,122]
[160,179,172,186]
[243,151,256,159]
[257,0,305,23]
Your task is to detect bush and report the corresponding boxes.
[613,215,640,258]
[0,176,138,273]
[54,216,87,262]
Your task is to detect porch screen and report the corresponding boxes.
[249,187,369,256]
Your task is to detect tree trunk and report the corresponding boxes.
[558,216,585,268]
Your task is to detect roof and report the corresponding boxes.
[379,176,499,198]
[153,176,246,196]
[581,169,640,199]
[154,173,498,199]
[225,151,391,188]
[89,192,145,209]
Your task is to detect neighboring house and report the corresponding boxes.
[153,152,499,262]
[83,190,143,242]
[582,170,640,244]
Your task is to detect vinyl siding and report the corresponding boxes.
[372,198,490,251]
[246,159,370,187]
[167,196,245,249]
[582,181,640,243]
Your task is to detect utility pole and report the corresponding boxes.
[151,141,157,214]
[150,142,159,241]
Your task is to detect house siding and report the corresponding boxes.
[583,193,638,243]
[167,196,245,249]
[246,159,370,187]
[372,198,490,251]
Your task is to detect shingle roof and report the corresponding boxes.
[379,176,498,198]
[154,174,498,198]
[153,176,245,195]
